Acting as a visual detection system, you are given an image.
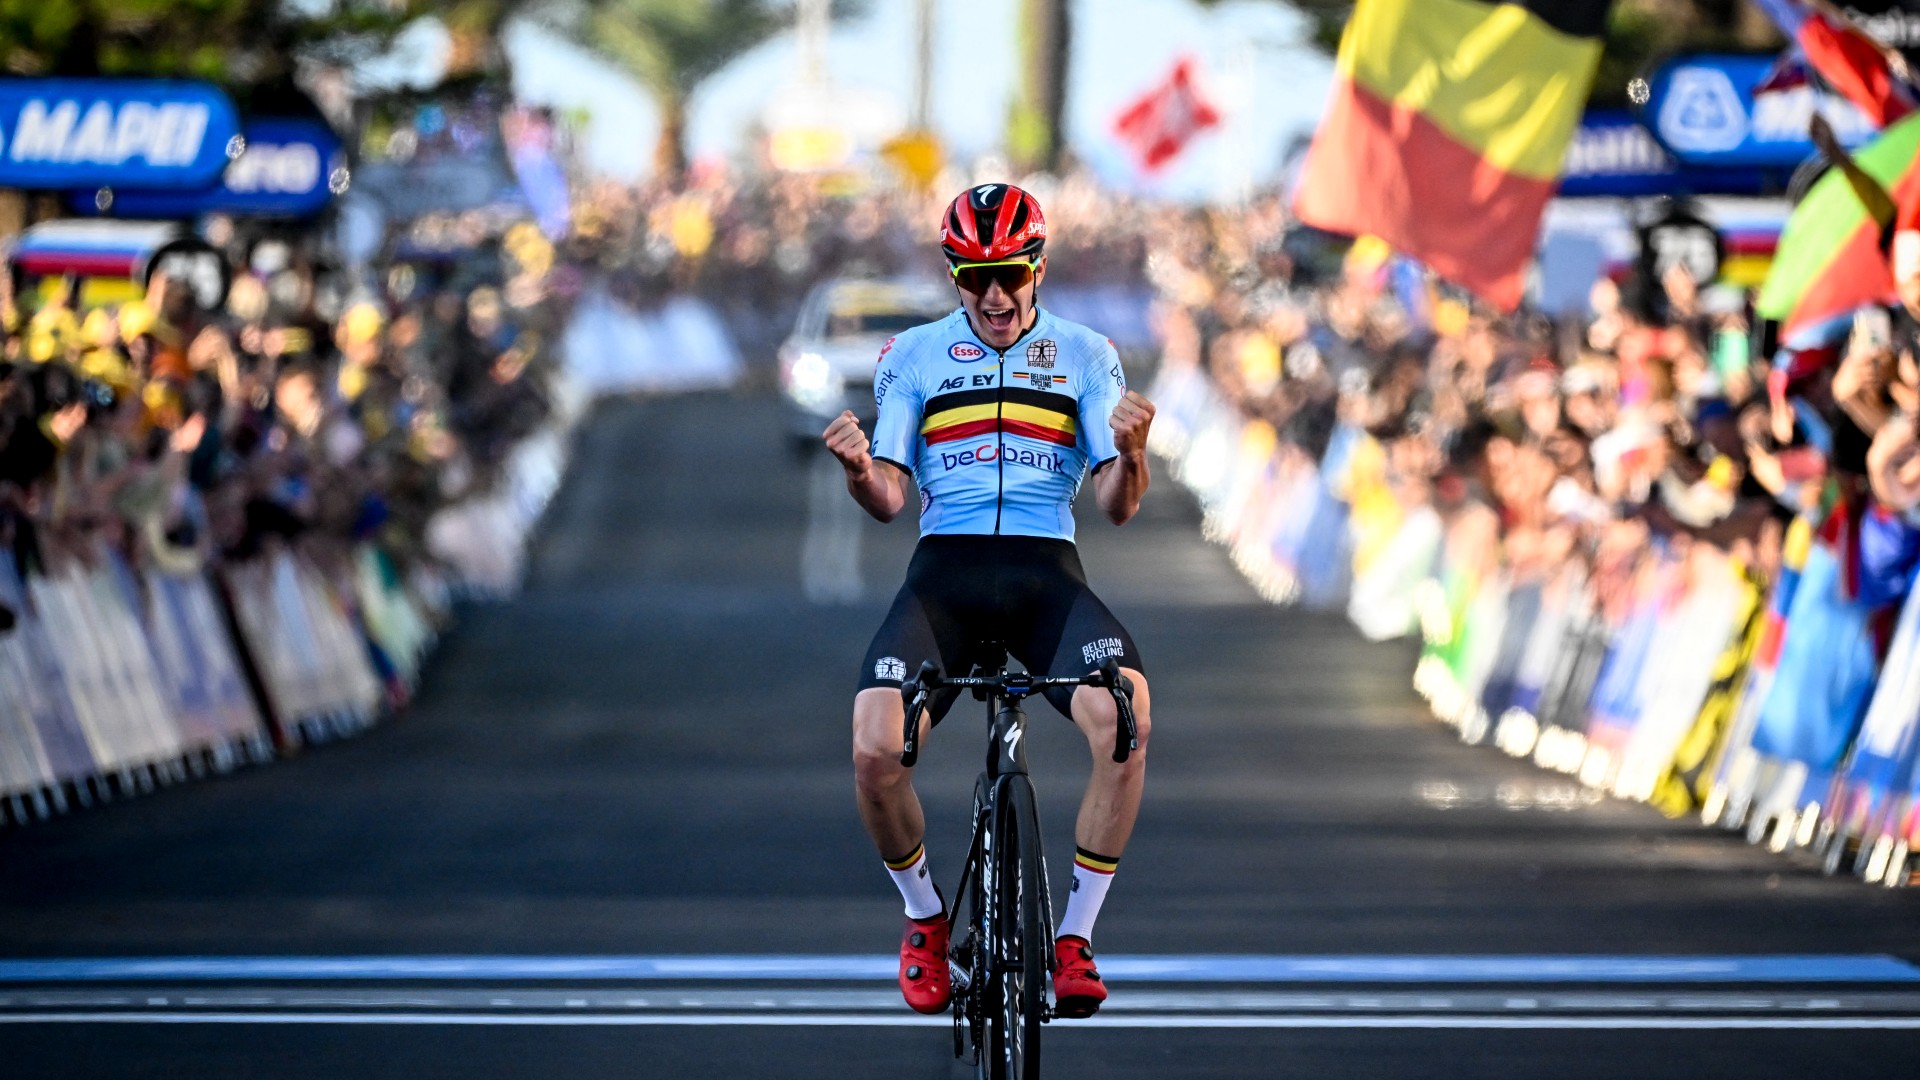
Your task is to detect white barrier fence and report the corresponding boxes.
[1147,361,1920,889]
[0,292,741,824]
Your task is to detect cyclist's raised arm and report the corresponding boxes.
[827,335,917,523]
[1083,340,1153,525]
[824,409,908,521]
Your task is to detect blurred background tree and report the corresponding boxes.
[579,0,799,184]
[0,0,423,111]
[1008,0,1071,174]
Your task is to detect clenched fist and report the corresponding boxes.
[1109,390,1156,456]
[823,410,873,476]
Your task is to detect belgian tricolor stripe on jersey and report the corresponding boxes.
[1293,0,1612,311]
[922,387,1077,448]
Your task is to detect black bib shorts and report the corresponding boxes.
[858,535,1144,723]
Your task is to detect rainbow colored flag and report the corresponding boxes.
[1293,0,1612,310]
[1756,113,1920,337]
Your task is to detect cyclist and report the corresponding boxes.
[823,183,1155,1018]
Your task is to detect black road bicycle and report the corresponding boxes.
[898,648,1138,1080]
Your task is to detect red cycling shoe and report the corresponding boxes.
[1052,936,1107,1017]
[898,912,952,1014]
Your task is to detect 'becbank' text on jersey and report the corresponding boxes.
[870,307,1126,541]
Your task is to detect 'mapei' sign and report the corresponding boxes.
[0,80,238,189]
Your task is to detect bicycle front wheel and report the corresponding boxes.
[982,776,1047,1080]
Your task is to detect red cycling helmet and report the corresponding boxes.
[940,183,1046,263]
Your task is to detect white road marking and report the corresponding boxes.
[3,1012,1920,1030]
[6,953,1917,983]
[10,956,1920,1031]
[801,451,865,604]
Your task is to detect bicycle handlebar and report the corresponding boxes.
[898,658,1137,768]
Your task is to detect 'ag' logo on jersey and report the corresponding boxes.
[949,342,985,362]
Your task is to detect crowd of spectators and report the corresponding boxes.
[1141,187,1920,626]
[0,215,565,640]
[555,166,1164,360]
[15,155,1920,646]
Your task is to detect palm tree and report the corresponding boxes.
[436,0,525,82]
[1009,0,1071,173]
[581,0,797,184]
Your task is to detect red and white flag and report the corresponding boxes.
[1113,57,1221,172]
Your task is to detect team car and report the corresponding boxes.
[779,276,953,452]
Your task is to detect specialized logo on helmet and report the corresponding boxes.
[949,342,985,362]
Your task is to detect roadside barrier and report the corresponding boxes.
[0,295,744,826]
[0,480,518,823]
[1148,362,1920,888]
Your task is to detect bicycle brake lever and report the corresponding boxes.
[899,688,925,768]
[899,661,942,768]
[1099,658,1138,764]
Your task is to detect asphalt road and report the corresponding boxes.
[3,391,1920,1078]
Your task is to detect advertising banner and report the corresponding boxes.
[74,117,345,219]
[1559,110,1788,197]
[0,79,238,189]
[1641,53,1876,168]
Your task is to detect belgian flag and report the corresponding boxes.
[1294,0,1613,310]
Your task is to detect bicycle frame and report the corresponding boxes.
[896,651,1138,1072]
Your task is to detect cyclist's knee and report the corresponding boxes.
[852,688,910,792]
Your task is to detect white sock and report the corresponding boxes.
[885,842,942,919]
[1055,847,1118,943]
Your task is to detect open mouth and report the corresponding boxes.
[983,305,1017,334]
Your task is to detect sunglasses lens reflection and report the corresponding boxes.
[954,263,1034,294]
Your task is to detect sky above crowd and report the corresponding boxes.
[380,0,1334,202]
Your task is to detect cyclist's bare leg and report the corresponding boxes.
[852,687,935,860]
[1067,668,1152,857]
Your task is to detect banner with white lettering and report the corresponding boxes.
[75,117,344,219]
[0,79,238,189]
[1639,53,1875,168]
[1559,109,1788,197]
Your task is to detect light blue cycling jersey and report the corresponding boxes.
[870,307,1127,541]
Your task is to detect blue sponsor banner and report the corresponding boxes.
[1559,109,1787,197]
[1640,53,1875,169]
[72,117,344,219]
[0,79,238,189]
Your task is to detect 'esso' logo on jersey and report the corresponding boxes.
[949,342,985,362]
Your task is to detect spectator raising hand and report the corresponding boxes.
[1867,415,1920,511]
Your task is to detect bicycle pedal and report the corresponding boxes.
[1052,997,1102,1020]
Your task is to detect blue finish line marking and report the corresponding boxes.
[1,955,1916,984]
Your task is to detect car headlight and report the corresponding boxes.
[791,351,833,393]
[787,351,843,411]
